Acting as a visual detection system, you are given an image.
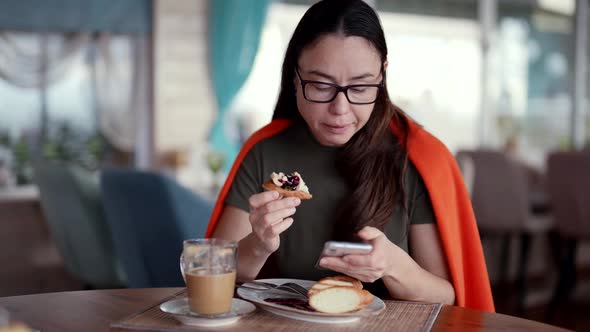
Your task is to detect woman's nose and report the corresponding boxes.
[328,91,350,115]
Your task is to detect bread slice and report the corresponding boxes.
[308,275,364,296]
[307,282,335,296]
[317,275,363,289]
[262,181,313,200]
[309,286,373,314]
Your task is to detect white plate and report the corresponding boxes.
[237,278,386,324]
[160,297,256,327]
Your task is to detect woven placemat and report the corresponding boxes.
[110,291,441,332]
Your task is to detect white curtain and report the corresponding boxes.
[0,31,149,154]
[93,34,149,152]
[0,32,88,88]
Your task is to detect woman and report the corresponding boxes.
[207,0,493,311]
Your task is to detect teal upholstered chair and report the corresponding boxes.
[100,168,213,287]
[33,161,126,288]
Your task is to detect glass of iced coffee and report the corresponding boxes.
[180,238,238,316]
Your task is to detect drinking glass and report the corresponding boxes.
[179,238,238,316]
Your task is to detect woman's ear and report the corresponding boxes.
[383,60,389,72]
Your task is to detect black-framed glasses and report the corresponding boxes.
[295,67,383,105]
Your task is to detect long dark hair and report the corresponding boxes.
[273,0,410,240]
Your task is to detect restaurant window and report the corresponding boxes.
[493,3,575,168]
[0,32,98,185]
[0,32,143,186]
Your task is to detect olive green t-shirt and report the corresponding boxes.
[225,120,435,283]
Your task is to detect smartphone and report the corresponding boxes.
[315,241,373,269]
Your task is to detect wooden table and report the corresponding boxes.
[0,288,570,331]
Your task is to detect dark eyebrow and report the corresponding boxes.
[306,69,376,82]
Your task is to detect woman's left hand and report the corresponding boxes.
[318,226,407,283]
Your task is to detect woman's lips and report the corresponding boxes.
[323,123,352,134]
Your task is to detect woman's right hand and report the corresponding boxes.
[248,190,301,256]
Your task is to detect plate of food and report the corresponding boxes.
[237,276,385,324]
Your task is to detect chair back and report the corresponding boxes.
[456,150,529,233]
[546,151,590,238]
[100,168,213,287]
[33,161,126,287]
[456,153,475,197]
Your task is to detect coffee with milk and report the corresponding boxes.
[180,239,238,316]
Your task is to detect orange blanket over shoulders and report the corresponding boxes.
[205,119,495,312]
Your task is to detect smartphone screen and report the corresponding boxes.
[314,241,373,270]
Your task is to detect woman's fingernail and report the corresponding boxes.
[293,198,301,205]
[320,258,327,265]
